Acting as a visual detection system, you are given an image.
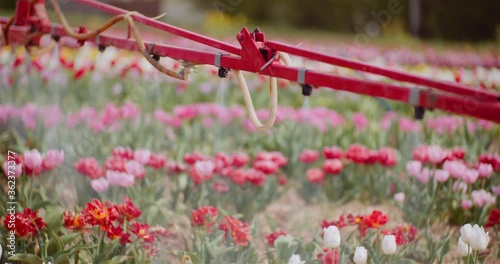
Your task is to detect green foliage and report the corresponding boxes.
[0,0,16,10]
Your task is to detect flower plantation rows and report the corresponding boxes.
[0,41,499,264]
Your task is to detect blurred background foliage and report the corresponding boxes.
[1,0,499,42]
[200,0,500,42]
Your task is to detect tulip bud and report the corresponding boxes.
[381,235,397,255]
[24,149,43,170]
[470,225,489,251]
[288,254,305,264]
[323,225,341,248]
[461,199,472,210]
[457,237,471,257]
[393,192,405,203]
[353,246,368,264]
[90,178,109,193]
[405,160,422,177]
[434,169,450,183]
[460,224,472,244]
[477,163,493,178]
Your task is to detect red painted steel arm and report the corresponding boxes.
[265,41,499,102]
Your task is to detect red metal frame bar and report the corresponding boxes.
[73,0,241,55]
[265,41,499,102]
[1,0,499,124]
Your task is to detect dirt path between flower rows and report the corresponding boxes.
[161,189,471,263]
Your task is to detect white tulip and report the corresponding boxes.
[382,235,397,255]
[353,246,368,264]
[288,254,305,264]
[457,237,471,257]
[470,225,489,251]
[460,223,472,244]
[323,225,341,248]
[0,244,2,262]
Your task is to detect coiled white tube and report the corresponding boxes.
[280,52,293,67]
[234,70,278,132]
[233,52,295,131]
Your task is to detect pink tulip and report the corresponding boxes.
[462,169,479,184]
[253,160,279,174]
[491,185,500,196]
[477,163,493,178]
[106,170,123,186]
[112,146,134,159]
[461,199,472,210]
[245,168,266,186]
[40,105,63,128]
[299,149,319,164]
[101,103,121,126]
[323,146,343,159]
[232,152,249,167]
[20,104,38,129]
[134,149,151,164]
[215,108,233,125]
[412,145,428,163]
[0,104,15,123]
[89,120,105,133]
[269,152,288,167]
[394,192,405,203]
[42,150,65,170]
[307,168,324,184]
[322,159,343,174]
[2,162,22,178]
[416,168,430,184]
[120,101,140,119]
[471,190,496,207]
[106,170,135,187]
[399,117,421,132]
[452,181,468,194]
[125,160,145,179]
[173,105,197,120]
[477,120,493,130]
[154,109,183,128]
[434,169,450,183]
[194,160,215,178]
[380,112,397,130]
[443,160,466,179]
[46,150,64,165]
[212,181,230,193]
[427,145,447,165]
[24,149,43,170]
[406,161,422,177]
[120,173,135,187]
[352,112,368,131]
[90,178,109,192]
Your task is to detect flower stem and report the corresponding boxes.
[466,246,470,264]
[28,172,34,206]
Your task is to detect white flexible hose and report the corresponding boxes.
[234,70,278,132]
[233,52,295,131]
[280,52,293,67]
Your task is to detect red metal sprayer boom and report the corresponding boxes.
[1,0,499,124]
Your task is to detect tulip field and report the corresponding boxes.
[0,33,499,264]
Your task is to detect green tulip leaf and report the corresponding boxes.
[8,253,43,264]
